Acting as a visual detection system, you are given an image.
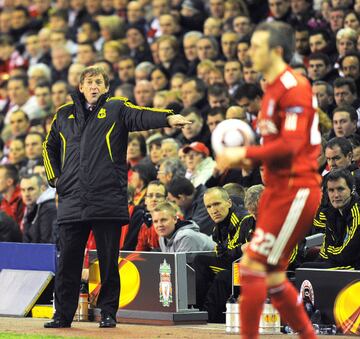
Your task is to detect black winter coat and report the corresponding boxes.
[43,92,172,224]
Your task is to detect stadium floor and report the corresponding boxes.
[0,317,352,338]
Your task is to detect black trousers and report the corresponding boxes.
[54,220,121,323]
[192,254,232,323]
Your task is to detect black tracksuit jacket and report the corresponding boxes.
[43,91,172,224]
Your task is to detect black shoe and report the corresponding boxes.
[99,313,116,328]
[44,319,71,328]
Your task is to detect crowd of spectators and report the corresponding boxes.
[1,0,360,324]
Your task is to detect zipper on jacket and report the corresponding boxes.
[59,132,67,168]
[106,122,116,162]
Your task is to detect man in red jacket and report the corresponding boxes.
[0,164,24,228]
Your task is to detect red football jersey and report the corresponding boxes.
[246,66,321,188]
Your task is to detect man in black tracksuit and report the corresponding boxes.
[43,66,189,328]
[303,169,360,270]
[192,186,251,323]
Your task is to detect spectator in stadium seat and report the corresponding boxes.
[127,133,147,181]
[134,80,155,107]
[3,110,30,144]
[243,60,261,85]
[293,26,310,65]
[117,56,136,85]
[129,162,158,206]
[177,107,211,148]
[146,135,164,168]
[207,84,230,109]
[192,186,252,323]
[27,63,52,95]
[344,10,360,32]
[196,59,216,86]
[51,81,70,110]
[7,138,27,170]
[157,158,186,185]
[180,78,209,116]
[0,9,12,35]
[329,6,346,34]
[206,107,225,133]
[0,164,24,226]
[333,77,360,119]
[167,177,214,235]
[150,66,170,91]
[233,83,263,128]
[125,24,152,64]
[153,201,215,252]
[183,31,202,76]
[336,27,358,60]
[67,63,86,91]
[22,132,45,175]
[183,141,216,188]
[312,80,335,118]
[236,37,251,66]
[309,29,335,57]
[159,14,183,40]
[196,36,219,62]
[34,82,53,119]
[134,61,155,83]
[233,15,252,39]
[307,53,337,84]
[4,76,39,125]
[76,20,103,52]
[267,0,291,22]
[221,31,238,61]
[50,45,73,83]
[135,180,167,251]
[24,31,51,67]
[331,105,359,138]
[203,17,222,40]
[225,105,247,121]
[340,52,360,96]
[160,138,180,159]
[224,60,243,96]
[290,0,314,27]
[303,169,360,270]
[157,35,187,76]
[179,0,206,33]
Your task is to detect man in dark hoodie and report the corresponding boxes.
[192,186,252,323]
[21,173,57,244]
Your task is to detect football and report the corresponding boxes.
[212,119,255,155]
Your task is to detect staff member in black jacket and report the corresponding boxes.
[192,186,253,323]
[43,66,189,329]
[303,169,360,270]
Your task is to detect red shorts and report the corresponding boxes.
[246,186,321,271]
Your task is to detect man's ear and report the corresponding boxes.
[228,198,232,208]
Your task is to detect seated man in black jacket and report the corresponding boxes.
[303,169,360,270]
[313,136,360,233]
[192,186,259,323]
